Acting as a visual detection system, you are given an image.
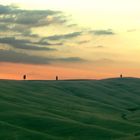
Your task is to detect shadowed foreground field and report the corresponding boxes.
[0,78,140,140]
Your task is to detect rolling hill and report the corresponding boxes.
[0,78,140,140]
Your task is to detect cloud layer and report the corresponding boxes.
[0,49,84,64]
[0,5,86,64]
[91,29,115,35]
[0,5,116,66]
[0,37,56,51]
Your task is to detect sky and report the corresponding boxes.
[0,0,140,80]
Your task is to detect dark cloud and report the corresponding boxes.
[0,37,30,44]
[0,5,65,35]
[0,5,86,65]
[0,5,16,14]
[12,43,56,51]
[57,57,85,62]
[66,24,77,27]
[0,49,85,64]
[0,23,8,31]
[0,37,55,51]
[13,12,64,27]
[38,39,63,46]
[46,32,82,40]
[91,29,115,35]
[0,49,50,64]
[22,31,39,38]
[0,5,73,48]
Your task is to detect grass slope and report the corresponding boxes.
[0,78,140,140]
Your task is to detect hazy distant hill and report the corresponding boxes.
[0,78,140,140]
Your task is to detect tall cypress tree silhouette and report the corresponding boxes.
[56,76,58,81]
[23,75,26,80]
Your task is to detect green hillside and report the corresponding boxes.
[0,78,140,140]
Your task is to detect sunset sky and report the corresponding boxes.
[0,0,140,80]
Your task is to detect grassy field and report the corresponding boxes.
[0,78,140,140]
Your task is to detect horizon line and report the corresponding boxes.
[0,76,139,81]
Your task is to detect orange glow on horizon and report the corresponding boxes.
[0,62,140,80]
